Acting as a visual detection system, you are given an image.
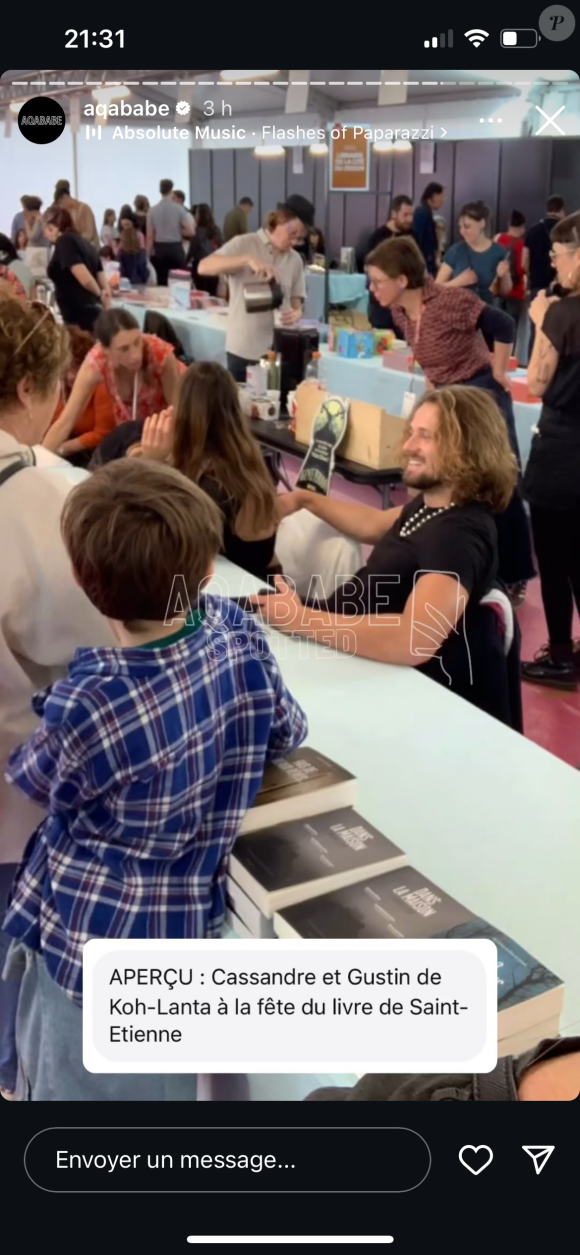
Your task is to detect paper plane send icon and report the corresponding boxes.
[522,1146,555,1175]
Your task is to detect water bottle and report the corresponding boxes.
[266,351,281,391]
[304,351,321,383]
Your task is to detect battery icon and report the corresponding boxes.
[501,28,538,47]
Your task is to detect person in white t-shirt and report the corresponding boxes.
[199,193,314,381]
[0,299,112,1097]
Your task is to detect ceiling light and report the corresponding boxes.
[373,140,393,152]
[310,142,328,155]
[92,85,132,104]
[9,100,28,114]
[254,144,285,157]
[221,70,279,82]
[393,139,412,152]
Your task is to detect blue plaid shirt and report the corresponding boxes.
[3,598,307,1004]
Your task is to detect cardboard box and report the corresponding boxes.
[295,383,405,470]
[328,309,371,330]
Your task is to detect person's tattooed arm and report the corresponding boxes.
[528,328,560,397]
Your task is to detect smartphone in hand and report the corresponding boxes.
[231,591,276,612]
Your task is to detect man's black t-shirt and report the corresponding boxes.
[323,496,499,710]
[524,217,556,292]
[366,223,396,254]
[47,231,102,323]
[326,496,498,617]
[523,294,580,510]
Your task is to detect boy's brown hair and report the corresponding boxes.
[61,460,223,625]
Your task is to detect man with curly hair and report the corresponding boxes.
[255,385,521,724]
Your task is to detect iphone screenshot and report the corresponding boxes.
[0,11,578,1253]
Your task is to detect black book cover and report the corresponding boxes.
[241,747,357,834]
[274,866,474,938]
[231,808,406,912]
[254,747,354,805]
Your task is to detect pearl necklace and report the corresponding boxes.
[400,502,456,537]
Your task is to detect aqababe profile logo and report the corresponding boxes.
[18,96,66,144]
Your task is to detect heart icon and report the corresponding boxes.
[459,1145,494,1175]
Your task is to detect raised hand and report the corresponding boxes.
[141,407,175,463]
[529,290,559,328]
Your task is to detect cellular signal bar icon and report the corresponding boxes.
[424,30,454,48]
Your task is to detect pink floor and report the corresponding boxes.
[280,456,580,768]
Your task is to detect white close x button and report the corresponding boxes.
[535,105,566,135]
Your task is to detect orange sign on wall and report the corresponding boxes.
[329,126,370,191]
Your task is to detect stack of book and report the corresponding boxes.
[227,747,406,935]
[227,747,564,1057]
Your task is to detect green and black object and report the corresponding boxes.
[296,394,349,496]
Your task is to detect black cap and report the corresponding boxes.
[278,193,315,227]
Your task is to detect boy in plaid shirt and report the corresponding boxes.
[4,459,307,1100]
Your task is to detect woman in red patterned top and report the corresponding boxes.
[43,308,185,452]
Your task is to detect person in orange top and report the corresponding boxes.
[50,326,116,466]
[43,308,186,453]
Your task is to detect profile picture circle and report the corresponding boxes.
[17,96,66,144]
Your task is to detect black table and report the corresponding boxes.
[251,416,402,507]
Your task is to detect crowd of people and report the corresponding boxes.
[358,185,566,353]
[1,175,578,682]
[0,168,579,1102]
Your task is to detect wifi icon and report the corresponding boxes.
[465,28,489,47]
